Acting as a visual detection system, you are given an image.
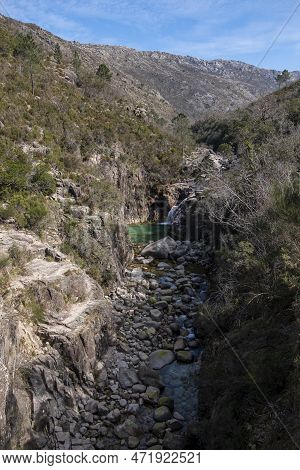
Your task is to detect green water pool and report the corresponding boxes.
[128,223,170,245]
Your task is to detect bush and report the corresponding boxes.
[4,193,48,230]
[0,142,31,198]
[31,164,56,195]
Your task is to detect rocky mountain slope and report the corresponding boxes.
[2,14,300,121]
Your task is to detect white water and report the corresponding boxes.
[160,205,178,226]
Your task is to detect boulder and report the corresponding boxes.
[141,237,177,259]
[158,396,174,411]
[150,309,163,321]
[174,338,185,351]
[138,366,164,389]
[149,350,175,370]
[154,406,172,422]
[176,351,194,363]
[114,418,141,439]
[118,367,139,389]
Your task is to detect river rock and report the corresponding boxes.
[167,419,184,431]
[118,367,139,389]
[158,396,174,411]
[114,418,141,439]
[154,406,172,422]
[149,350,175,369]
[174,338,185,351]
[132,383,146,393]
[138,366,164,389]
[152,422,166,437]
[150,309,163,321]
[144,386,160,404]
[141,237,177,259]
[128,436,140,449]
[176,351,194,363]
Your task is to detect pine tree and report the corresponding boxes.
[72,50,82,75]
[54,43,62,64]
[96,63,112,82]
[13,33,41,95]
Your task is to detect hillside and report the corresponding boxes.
[1,14,300,121]
[186,80,300,449]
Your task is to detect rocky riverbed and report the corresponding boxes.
[53,238,211,450]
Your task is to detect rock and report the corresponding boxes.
[81,411,94,424]
[154,301,169,310]
[127,403,139,415]
[152,422,166,437]
[163,431,185,450]
[144,386,160,404]
[132,384,146,393]
[169,323,180,334]
[141,237,177,259]
[149,350,175,370]
[94,362,108,387]
[138,352,148,361]
[158,396,174,411]
[114,418,141,439]
[138,331,148,341]
[147,437,158,446]
[157,262,171,269]
[118,367,139,389]
[174,338,185,351]
[56,431,70,443]
[167,419,184,431]
[176,351,194,363]
[138,366,164,389]
[107,409,121,423]
[148,445,163,450]
[173,411,185,421]
[128,436,140,449]
[154,406,172,422]
[85,399,99,414]
[150,309,163,321]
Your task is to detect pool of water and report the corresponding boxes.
[128,223,170,245]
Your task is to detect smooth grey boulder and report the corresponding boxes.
[149,350,175,369]
[141,237,177,259]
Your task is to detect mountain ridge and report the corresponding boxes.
[1,13,300,121]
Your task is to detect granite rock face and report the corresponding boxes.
[0,228,115,449]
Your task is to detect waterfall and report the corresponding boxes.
[166,205,178,225]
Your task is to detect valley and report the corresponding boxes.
[0,13,299,451]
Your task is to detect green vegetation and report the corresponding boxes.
[0,20,183,245]
[193,80,300,449]
[96,63,112,82]
[54,43,62,64]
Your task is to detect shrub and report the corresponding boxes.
[4,193,48,230]
[31,164,56,195]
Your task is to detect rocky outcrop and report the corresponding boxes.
[0,228,115,449]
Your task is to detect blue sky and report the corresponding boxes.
[1,0,300,70]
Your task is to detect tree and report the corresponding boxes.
[13,33,41,95]
[54,43,62,64]
[172,113,194,157]
[276,69,291,89]
[72,49,82,75]
[96,63,112,82]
